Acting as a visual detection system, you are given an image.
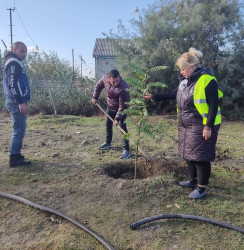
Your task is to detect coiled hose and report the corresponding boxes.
[0,192,114,250]
[130,214,244,234]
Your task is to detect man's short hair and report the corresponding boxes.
[13,41,26,50]
[108,69,120,78]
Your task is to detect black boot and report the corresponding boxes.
[9,155,31,167]
[18,154,25,159]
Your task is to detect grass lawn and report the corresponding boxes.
[0,113,243,249]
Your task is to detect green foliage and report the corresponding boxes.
[217,43,244,115]
[124,63,167,177]
[0,48,99,116]
[110,0,244,115]
[139,118,155,138]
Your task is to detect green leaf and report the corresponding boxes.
[143,108,149,116]
[128,62,146,74]
[123,133,131,140]
[123,109,142,115]
[126,78,144,90]
[147,66,168,73]
[135,138,140,147]
[146,82,167,89]
[128,88,143,98]
[129,98,145,105]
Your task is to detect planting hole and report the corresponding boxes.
[101,158,188,180]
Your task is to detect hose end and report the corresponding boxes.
[130,223,138,230]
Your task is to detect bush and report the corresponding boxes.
[0,50,105,116]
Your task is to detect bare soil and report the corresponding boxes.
[0,113,243,249]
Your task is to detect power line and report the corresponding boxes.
[15,7,38,49]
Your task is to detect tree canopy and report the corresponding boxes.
[110,0,244,117]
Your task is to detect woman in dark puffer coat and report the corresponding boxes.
[144,48,223,199]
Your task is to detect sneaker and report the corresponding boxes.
[120,150,130,159]
[99,142,112,150]
[9,155,31,167]
[188,187,206,199]
[180,180,197,188]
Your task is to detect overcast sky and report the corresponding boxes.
[0,0,156,77]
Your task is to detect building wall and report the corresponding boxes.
[95,56,117,80]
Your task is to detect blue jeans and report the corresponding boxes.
[5,100,27,155]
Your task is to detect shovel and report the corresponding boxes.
[95,103,157,163]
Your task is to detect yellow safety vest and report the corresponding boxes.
[194,74,223,125]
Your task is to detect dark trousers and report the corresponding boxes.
[187,161,211,186]
[105,108,129,151]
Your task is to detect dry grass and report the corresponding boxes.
[0,113,243,249]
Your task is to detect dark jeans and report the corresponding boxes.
[5,100,27,155]
[187,161,211,186]
[105,107,129,151]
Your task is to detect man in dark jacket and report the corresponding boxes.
[92,70,130,159]
[3,41,31,167]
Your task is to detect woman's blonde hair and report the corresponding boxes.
[176,47,203,69]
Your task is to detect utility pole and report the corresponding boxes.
[72,49,75,82]
[80,55,82,78]
[78,54,86,79]
[7,8,15,51]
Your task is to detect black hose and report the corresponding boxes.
[130,214,244,233]
[0,192,114,250]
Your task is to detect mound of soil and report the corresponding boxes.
[216,147,230,160]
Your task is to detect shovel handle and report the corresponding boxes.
[95,103,157,163]
[95,103,127,134]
